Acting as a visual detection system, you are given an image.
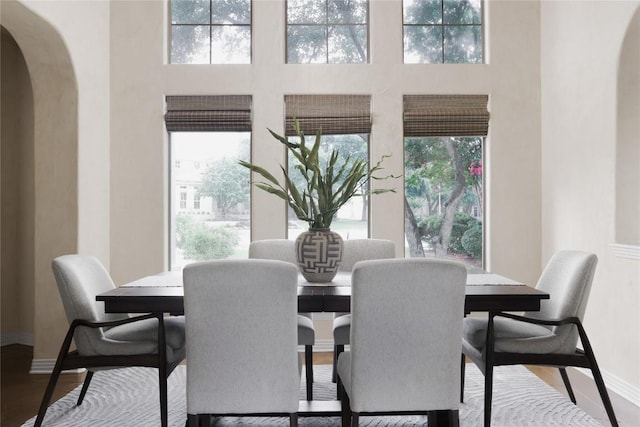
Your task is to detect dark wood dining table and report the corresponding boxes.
[97,270,549,316]
[96,269,549,420]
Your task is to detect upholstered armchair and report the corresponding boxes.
[461,251,618,427]
[35,255,186,427]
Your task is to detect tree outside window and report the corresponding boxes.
[404,137,483,268]
[287,0,368,64]
[171,0,251,64]
[287,133,370,240]
[403,0,483,64]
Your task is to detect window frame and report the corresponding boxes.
[285,0,370,64]
[402,0,485,64]
[169,0,253,64]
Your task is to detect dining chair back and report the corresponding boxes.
[248,239,315,400]
[36,254,186,427]
[183,259,300,426]
[337,258,467,426]
[332,238,396,384]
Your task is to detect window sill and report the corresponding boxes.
[610,243,640,260]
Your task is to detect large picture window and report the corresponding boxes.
[284,95,371,240]
[165,96,252,269]
[403,0,483,64]
[286,0,369,64]
[170,0,251,64]
[403,95,489,268]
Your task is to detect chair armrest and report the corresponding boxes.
[487,312,595,359]
[69,312,160,331]
[491,311,580,327]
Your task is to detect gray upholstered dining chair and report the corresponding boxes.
[184,259,300,427]
[249,239,315,400]
[337,258,467,427]
[332,238,395,384]
[461,250,618,427]
[35,254,186,427]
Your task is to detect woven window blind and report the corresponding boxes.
[164,95,252,132]
[403,95,489,137]
[284,95,371,136]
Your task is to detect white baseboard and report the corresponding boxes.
[575,367,640,407]
[1,332,33,347]
[29,358,85,375]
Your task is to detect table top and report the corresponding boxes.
[97,270,549,315]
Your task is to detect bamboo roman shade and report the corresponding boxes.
[403,95,489,137]
[284,95,371,136]
[164,95,252,132]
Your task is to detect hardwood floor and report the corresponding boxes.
[2,344,637,426]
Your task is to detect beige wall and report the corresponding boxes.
[541,0,640,395]
[109,0,542,288]
[1,28,35,343]
[4,0,637,403]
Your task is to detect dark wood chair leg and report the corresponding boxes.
[186,414,199,427]
[76,370,94,405]
[34,324,77,427]
[558,368,577,404]
[289,413,298,427]
[428,410,460,427]
[460,354,466,402]
[340,382,351,427]
[351,412,359,427]
[305,345,313,400]
[332,344,344,383]
[575,322,619,427]
[34,362,64,427]
[483,313,495,427]
[157,315,169,427]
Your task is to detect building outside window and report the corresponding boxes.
[286,0,368,63]
[170,132,250,269]
[403,0,483,64]
[165,95,252,270]
[170,0,251,64]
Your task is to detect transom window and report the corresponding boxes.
[286,0,369,64]
[170,0,251,64]
[403,0,483,64]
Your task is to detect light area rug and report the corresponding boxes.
[23,364,601,427]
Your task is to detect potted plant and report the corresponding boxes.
[239,120,395,282]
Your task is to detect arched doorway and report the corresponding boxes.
[1,1,78,366]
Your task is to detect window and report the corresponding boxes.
[286,0,368,63]
[403,95,489,268]
[165,96,252,269]
[170,0,251,64]
[403,0,483,64]
[284,95,371,240]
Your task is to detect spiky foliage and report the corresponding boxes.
[238,120,395,229]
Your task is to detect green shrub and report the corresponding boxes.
[461,224,483,260]
[176,215,239,261]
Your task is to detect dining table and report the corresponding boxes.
[97,270,549,316]
[96,268,549,419]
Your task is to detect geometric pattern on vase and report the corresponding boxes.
[295,229,343,282]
